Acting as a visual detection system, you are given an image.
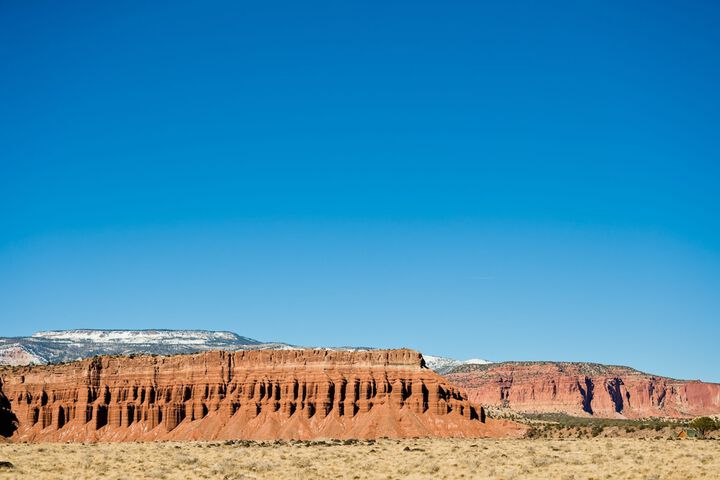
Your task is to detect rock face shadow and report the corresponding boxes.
[0,389,19,437]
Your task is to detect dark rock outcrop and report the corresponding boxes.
[0,379,18,438]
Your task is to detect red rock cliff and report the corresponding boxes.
[0,349,522,442]
[447,362,720,419]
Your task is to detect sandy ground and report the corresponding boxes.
[0,438,718,479]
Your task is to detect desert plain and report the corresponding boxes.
[0,437,718,480]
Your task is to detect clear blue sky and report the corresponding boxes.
[1,1,719,381]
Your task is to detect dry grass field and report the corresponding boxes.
[0,437,718,479]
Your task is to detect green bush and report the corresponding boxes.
[689,417,719,437]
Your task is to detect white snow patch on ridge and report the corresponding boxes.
[0,344,45,366]
[32,329,241,344]
[423,355,492,373]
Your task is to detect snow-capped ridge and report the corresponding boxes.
[32,329,249,345]
[2,329,272,366]
[423,355,492,374]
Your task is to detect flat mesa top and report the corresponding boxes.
[0,348,428,374]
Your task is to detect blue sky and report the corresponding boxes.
[1,1,719,381]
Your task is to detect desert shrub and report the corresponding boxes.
[689,417,719,437]
[591,425,604,437]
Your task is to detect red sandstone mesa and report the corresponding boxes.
[447,362,720,419]
[0,349,523,442]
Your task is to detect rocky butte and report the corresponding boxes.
[446,362,720,419]
[0,349,523,442]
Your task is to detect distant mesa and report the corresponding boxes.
[446,361,720,419]
[0,349,524,442]
[0,329,287,366]
[30,329,253,344]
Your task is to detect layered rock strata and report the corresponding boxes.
[0,349,522,442]
[447,362,720,419]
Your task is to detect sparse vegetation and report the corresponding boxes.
[523,412,686,430]
[511,413,711,441]
[0,438,718,479]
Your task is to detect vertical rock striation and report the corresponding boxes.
[0,349,522,442]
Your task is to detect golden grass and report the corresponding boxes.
[0,438,718,479]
